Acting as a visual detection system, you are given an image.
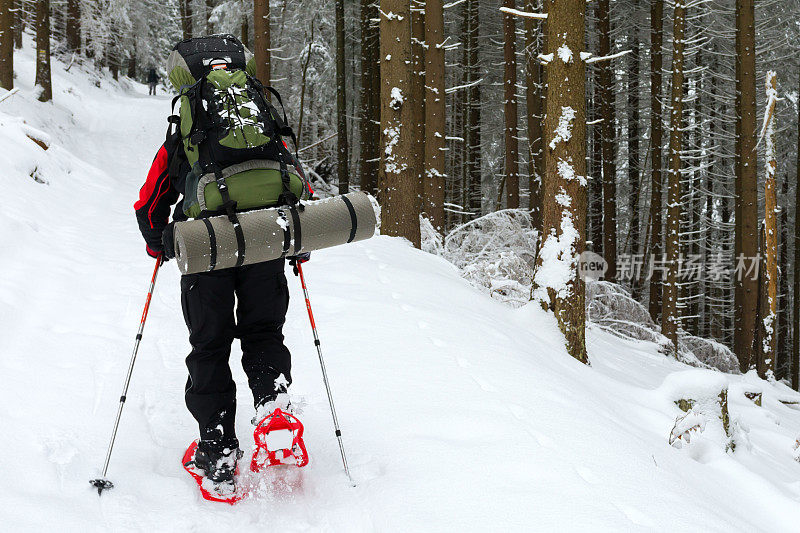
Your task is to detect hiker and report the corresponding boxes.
[147,68,158,95]
[134,35,311,494]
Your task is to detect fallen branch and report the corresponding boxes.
[0,87,20,104]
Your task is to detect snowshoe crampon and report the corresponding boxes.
[251,408,309,472]
[182,441,244,504]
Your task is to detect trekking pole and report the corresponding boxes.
[90,254,163,495]
[294,261,355,486]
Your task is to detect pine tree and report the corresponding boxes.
[596,0,617,282]
[379,0,420,247]
[410,1,425,212]
[66,0,80,53]
[648,0,664,322]
[662,0,687,354]
[502,0,519,209]
[34,0,50,102]
[253,0,270,87]
[534,0,588,364]
[335,0,348,193]
[760,70,778,379]
[0,0,12,90]
[423,0,446,233]
[360,0,380,196]
[734,0,758,372]
[524,0,544,230]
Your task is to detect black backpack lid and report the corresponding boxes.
[172,34,247,79]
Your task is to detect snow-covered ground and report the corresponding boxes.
[3,44,800,532]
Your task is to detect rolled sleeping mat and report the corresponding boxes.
[173,191,378,275]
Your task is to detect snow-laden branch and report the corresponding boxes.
[445,78,483,94]
[584,49,632,64]
[0,87,20,104]
[443,0,466,9]
[499,6,548,19]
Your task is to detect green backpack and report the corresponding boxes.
[166,35,309,219]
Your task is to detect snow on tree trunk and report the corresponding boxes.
[662,0,686,355]
[760,71,778,381]
[379,0,420,248]
[533,0,588,365]
[423,0,446,234]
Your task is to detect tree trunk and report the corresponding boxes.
[779,171,789,380]
[181,0,193,40]
[534,0,587,364]
[34,0,50,102]
[253,0,270,87]
[410,1,425,213]
[423,0,445,232]
[241,17,249,48]
[335,0,348,193]
[0,0,12,89]
[379,0,420,247]
[525,0,543,230]
[206,0,215,34]
[360,0,380,197]
[465,0,482,216]
[12,0,21,49]
[627,0,640,290]
[761,71,778,380]
[662,0,686,354]
[65,0,80,53]
[793,68,800,390]
[502,0,519,209]
[734,0,758,373]
[648,0,664,322]
[596,0,616,282]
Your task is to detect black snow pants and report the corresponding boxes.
[180,258,292,449]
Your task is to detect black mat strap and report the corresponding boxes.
[341,195,358,244]
[278,210,291,257]
[202,218,217,271]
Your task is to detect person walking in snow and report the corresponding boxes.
[134,35,311,497]
[147,68,158,95]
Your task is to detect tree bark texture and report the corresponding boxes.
[464,0,482,216]
[761,71,778,379]
[648,0,664,322]
[410,1,425,212]
[734,0,758,372]
[379,0,420,247]
[66,0,80,53]
[34,0,50,102]
[537,0,588,364]
[181,0,193,40]
[662,0,686,354]
[253,0,270,88]
[596,0,616,282]
[0,0,12,89]
[423,0,446,233]
[525,0,543,230]
[793,69,800,389]
[336,0,349,193]
[360,0,380,197]
[503,0,519,209]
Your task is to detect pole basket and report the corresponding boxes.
[250,408,309,472]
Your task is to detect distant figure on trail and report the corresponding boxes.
[147,68,158,95]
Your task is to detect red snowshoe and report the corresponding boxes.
[251,408,309,472]
[182,441,244,505]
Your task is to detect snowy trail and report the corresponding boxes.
[4,48,800,532]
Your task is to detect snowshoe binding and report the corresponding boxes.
[251,408,309,472]
[183,441,245,504]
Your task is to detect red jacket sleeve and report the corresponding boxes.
[135,144,179,252]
